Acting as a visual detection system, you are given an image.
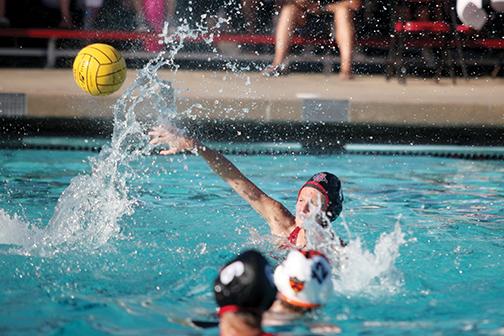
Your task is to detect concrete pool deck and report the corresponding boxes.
[1,69,504,128]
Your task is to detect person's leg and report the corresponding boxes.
[83,0,104,29]
[0,0,5,17]
[130,0,143,14]
[272,3,301,66]
[0,0,7,27]
[129,0,150,30]
[59,0,73,27]
[165,0,176,27]
[326,0,360,79]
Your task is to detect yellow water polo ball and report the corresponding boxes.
[73,43,127,96]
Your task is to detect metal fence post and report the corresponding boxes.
[46,37,56,68]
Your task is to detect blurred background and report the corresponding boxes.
[0,0,502,77]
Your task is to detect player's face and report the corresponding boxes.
[296,187,325,225]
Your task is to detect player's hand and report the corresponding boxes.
[148,125,199,155]
[310,323,342,334]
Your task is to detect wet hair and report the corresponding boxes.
[214,250,277,313]
[299,172,344,222]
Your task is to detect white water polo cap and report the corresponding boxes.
[457,0,504,29]
[457,0,487,30]
[274,249,333,309]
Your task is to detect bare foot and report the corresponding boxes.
[262,63,289,77]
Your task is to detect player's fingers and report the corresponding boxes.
[149,136,161,145]
[159,148,179,155]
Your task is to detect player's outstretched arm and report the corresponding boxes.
[149,125,295,236]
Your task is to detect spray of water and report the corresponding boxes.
[335,219,405,296]
[303,199,406,296]
[0,209,44,249]
[0,23,217,255]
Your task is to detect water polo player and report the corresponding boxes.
[214,249,277,336]
[263,249,341,333]
[149,125,344,248]
[271,249,333,313]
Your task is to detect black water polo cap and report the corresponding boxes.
[214,250,277,313]
[300,172,344,221]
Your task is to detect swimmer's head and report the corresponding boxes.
[296,172,343,225]
[214,250,277,315]
[274,249,333,310]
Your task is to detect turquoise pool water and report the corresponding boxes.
[1,146,503,335]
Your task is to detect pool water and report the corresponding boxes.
[1,24,503,334]
[1,147,503,335]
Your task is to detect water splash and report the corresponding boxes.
[303,201,406,296]
[335,219,406,296]
[0,23,217,255]
[0,210,44,249]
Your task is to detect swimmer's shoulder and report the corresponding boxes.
[189,320,219,328]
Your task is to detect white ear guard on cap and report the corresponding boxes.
[274,249,333,309]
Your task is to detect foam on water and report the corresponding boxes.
[335,220,406,296]
[0,209,44,248]
[303,200,406,296]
